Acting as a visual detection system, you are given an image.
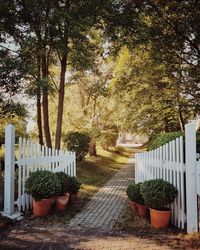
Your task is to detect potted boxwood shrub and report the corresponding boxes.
[25,170,61,217]
[67,176,81,204]
[133,182,148,219]
[54,172,70,211]
[126,183,139,215]
[140,179,178,228]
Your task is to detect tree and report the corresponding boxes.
[50,1,111,150]
[107,0,200,117]
[0,100,28,146]
[111,46,194,136]
[1,0,114,149]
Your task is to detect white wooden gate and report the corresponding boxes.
[135,120,200,234]
[2,125,76,218]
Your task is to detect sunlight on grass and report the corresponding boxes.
[77,146,134,198]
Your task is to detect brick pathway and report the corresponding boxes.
[69,158,134,230]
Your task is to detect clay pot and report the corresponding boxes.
[129,200,138,215]
[136,203,148,219]
[69,193,78,204]
[32,198,52,217]
[150,208,171,228]
[55,193,70,211]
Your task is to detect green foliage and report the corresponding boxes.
[148,132,184,151]
[0,114,27,146]
[147,130,200,153]
[0,49,29,96]
[100,130,118,151]
[64,131,91,161]
[83,128,101,141]
[126,182,144,205]
[25,170,61,201]
[67,176,81,195]
[55,172,69,195]
[140,179,177,209]
[197,132,200,153]
[111,46,194,136]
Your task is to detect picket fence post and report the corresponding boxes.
[4,124,15,216]
[185,121,198,233]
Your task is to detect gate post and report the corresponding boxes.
[185,121,198,233]
[4,124,15,216]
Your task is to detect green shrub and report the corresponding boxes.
[196,131,200,153]
[67,176,81,194]
[64,131,91,161]
[148,132,184,151]
[126,182,144,205]
[100,130,118,151]
[148,131,200,153]
[140,179,177,209]
[25,170,61,201]
[55,172,69,195]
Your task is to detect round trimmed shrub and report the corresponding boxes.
[140,179,177,209]
[67,176,81,194]
[25,170,61,201]
[126,182,144,205]
[55,172,69,195]
[64,131,91,161]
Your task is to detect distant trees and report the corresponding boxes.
[112,46,195,136]
[104,0,200,136]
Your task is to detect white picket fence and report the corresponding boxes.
[3,125,76,218]
[135,136,186,230]
[135,121,200,234]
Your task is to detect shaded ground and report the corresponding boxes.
[1,146,200,249]
[1,198,200,250]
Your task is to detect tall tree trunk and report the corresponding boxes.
[178,106,185,132]
[89,98,98,156]
[163,117,170,133]
[36,88,43,145]
[36,55,44,145]
[89,141,97,156]
[55,55,67,150]
[42,54,52,148]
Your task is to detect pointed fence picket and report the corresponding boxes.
[135,136,186,230]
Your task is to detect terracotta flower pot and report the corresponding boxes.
[69,193,78,204]
[32,198,52,217]
[129,200,138,215]
[150,208,171,228]
[55,193,70,211]
[136,203,148,219]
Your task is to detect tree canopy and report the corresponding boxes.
[1,0,200,147]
